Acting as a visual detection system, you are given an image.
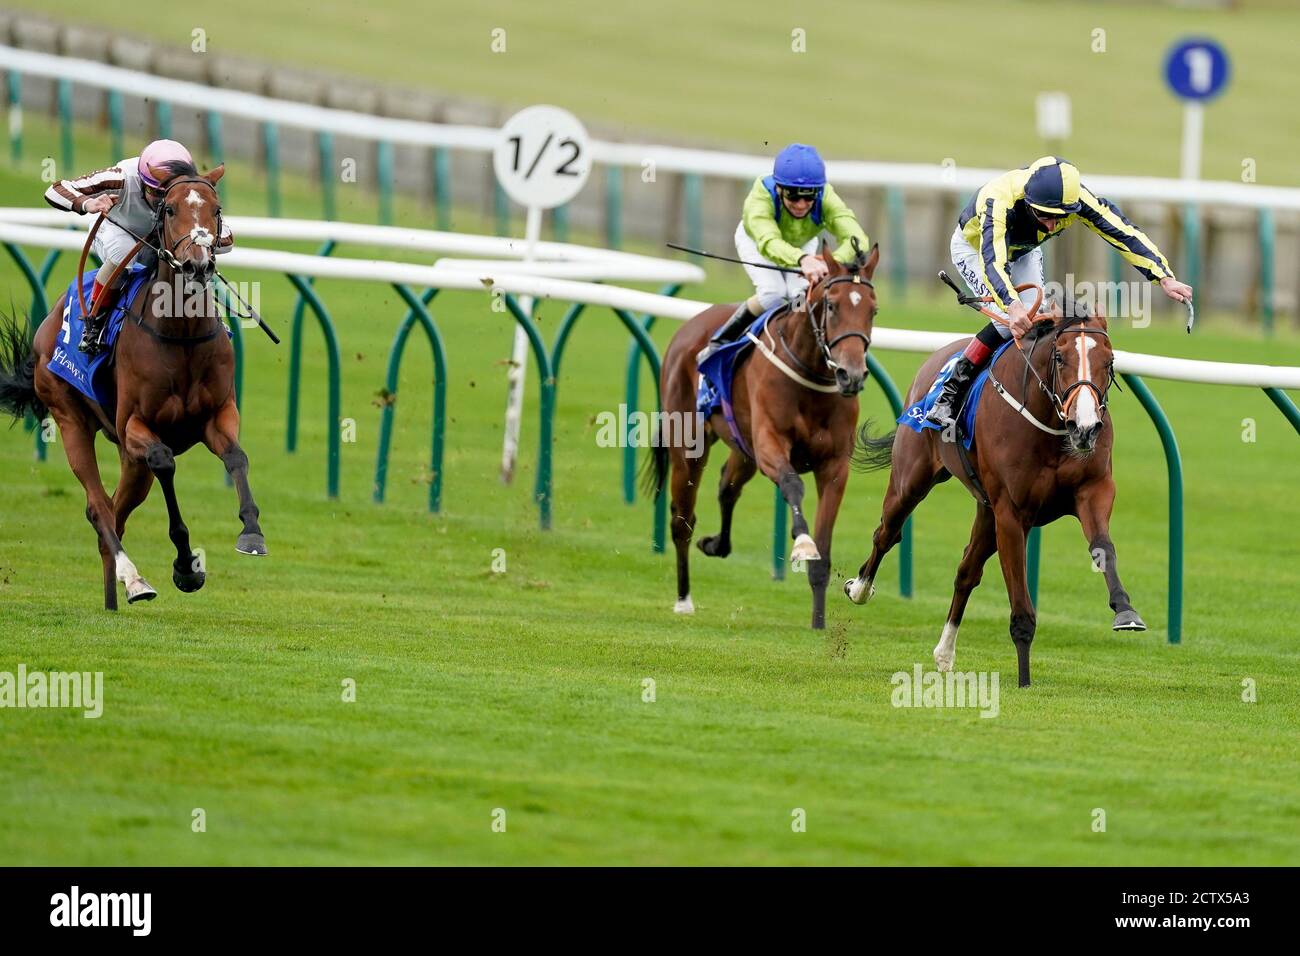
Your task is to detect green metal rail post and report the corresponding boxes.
[286,240,336,452]
[1122,372,1183,644]
[8,70,21,164]
[284,274,341,498]
[155,100,172,141]
[262,122,281,218]
[107,90,124,163]
[376,140,394,225]
[1258,209,1275,336]
[373,286,447,512]
[57,78,74,174]
[317,132,335,221]
[1264,387,1300,436]
[432,146,450,231]
[501,294,556,529]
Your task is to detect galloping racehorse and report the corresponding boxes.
[647,242,879,629]
[0,165,267,609]
[844,285,1143,685]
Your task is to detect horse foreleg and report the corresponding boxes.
[698,448,756,559]
[202,401,266,556]
[934,504,998,671]
[124,417,203,594]
[753,427,817,563]
[845,434,938,606]
[1075,477,1145,632]
[113,457,154,540]
[668,443,708,614]
[808,458,849,630]
[56,411,153,609]
[993,503,1036,687]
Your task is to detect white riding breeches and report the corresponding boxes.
[949,226,1044,340]
[735,221,819,312]
[91,220,144,286]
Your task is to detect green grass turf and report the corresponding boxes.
[0,116,1298,866]
[11,0,1300,185]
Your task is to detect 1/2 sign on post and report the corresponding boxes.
[493,106,592,491]
[492,105,591,210]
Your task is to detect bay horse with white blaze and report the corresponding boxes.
[844,288,1143,686]
[647,242,879,628]
[0,164,267,609]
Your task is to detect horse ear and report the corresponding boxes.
[821,241,839,272]
[205,164,226,185]
[863,242,880,279]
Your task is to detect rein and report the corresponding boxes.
[938,272,1116,433]
[751,271,873,393]
[73,175,279,345]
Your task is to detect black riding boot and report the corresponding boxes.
[925,356,983,427]
[696,302,754,364]
[77,305,111,356]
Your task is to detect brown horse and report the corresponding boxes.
[844,299,1143,686]
[646,242,879,629]
[0,164,266,610]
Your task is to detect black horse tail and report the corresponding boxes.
[0,312,43,423]
[640,425,669,499]
[851,418,895,473]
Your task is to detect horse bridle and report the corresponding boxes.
[1020,322,1118,426]
[148,175,223,271]
[770,272,874,380]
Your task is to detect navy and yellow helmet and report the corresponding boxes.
[1023,157,1083,215]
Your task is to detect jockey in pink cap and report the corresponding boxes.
[43,139,234,355]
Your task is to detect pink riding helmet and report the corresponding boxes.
[137,139,194,189]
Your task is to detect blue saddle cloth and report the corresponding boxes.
[48,267,153,407]
[695,306,786,458]
[898,340,1015,449]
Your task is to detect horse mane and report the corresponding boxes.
[1023,311,1097,342]
[155,159,199,182]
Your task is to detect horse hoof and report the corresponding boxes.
[236,533,267,556]
[126,579,157,604]
[697,535,730,558]
[172,564,206,593]
[1113,609,1146,632]
[790,533,821,562]
[843,577,875,605]
[673,596,695,615]
[934,651,954,672]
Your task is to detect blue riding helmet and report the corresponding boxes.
[773,144,826,189]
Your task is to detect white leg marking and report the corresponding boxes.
[114,551,140,585]
[934,621,959,672]
[673,595,695,615]
[790,533,821,562]
[844,576,875,605]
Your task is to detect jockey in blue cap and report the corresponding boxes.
[697,143,870,363]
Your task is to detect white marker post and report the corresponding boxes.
[492,105,591,484]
